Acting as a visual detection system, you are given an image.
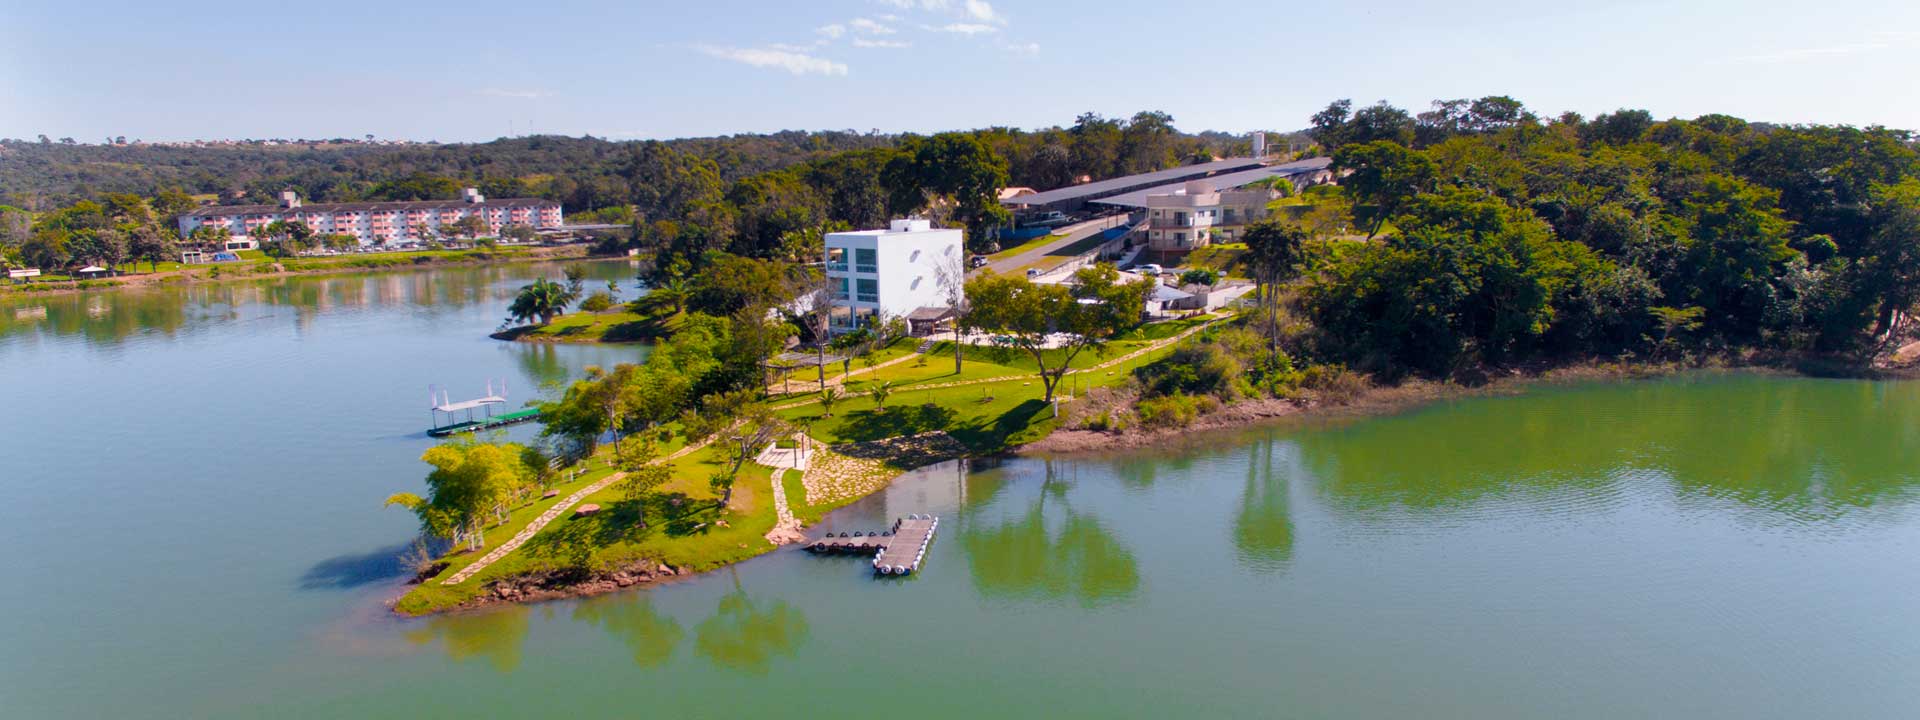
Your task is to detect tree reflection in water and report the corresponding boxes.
[404,603,534,673]
[1232,438,1294,573]
[694,568,809,674]
[965,460,1140,608]
[573,594,684,668]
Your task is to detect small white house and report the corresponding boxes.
[824,219,965,334]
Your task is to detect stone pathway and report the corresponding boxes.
[440,435,718,586]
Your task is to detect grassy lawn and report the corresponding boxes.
[496,307,680,343]
[986,230,1071,261]
[396,441,774,615]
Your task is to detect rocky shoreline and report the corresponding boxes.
[396,559,700,615]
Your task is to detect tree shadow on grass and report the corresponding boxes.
[830,404,958,443]
[299,540,413,590]
[947,399,1051,454]
[525,493,721,569]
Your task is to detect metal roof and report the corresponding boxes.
[1089,157,1334,209]
[998,158,1267,208]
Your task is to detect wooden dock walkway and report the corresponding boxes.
[803,514,939,576]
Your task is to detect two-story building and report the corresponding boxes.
[1141,180,1281,254]
[824,219,965,334]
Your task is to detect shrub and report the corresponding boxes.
[579,291,615,312]
[1135,393,1218,428]
[1299,364,1369,405]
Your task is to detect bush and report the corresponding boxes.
[1178,268,1219,287]
[1135,393,1218,429]
[1299,364,1368,405]
[579,291,615,312]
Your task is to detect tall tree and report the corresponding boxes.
[964,265,1152,402]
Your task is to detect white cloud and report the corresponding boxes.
[479,88,547,99]
[695,45,848,76]
[937,23,997,35]
[850,17,897,35]
[963,0,1001,23]
[1003,41,1039,57]
[816,23,847,39]
[853,38,912,49]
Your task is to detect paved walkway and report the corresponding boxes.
[975,215,1131,277]
[769,348,927,395]
[440,435,719,586]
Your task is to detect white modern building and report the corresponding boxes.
[177,188,563,247]
[824,219,965,334]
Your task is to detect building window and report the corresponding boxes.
[854,248,877,273]
[856,278,878,302]
[1223,208,1236,223]
[827,247,848,271]
[1174,232,1185,244]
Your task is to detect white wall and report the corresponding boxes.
[824,221,964,330]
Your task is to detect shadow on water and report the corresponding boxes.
[299,541,414,590]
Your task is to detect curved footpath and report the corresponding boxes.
[440,435,718,586]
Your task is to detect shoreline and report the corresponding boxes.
[1,245,598,298]
[1023,357,1920,456]
[389,355,1919,616]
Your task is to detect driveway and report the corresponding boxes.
[973,215,1132,277]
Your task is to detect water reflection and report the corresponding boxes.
[964,462,1140,608]
[0,261,635,349]
[693,569,810,674]
[405,604,535,673]
[573,595,684,668]
[1232,439,1294,573]
[1296,376,1920,526]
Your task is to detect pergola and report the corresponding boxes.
[766,350,850,394]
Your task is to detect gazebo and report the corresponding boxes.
[905,306,956,336]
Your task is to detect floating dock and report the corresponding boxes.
[804,514,939,576]
[427,407,542,437]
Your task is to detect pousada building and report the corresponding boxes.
[177,188,563,248]
[824,219,965,335]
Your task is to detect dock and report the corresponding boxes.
[804,514,939,576]
[427,407,542,437]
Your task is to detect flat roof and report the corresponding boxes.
[999,158,1267,208]
[1089,157,1334,209]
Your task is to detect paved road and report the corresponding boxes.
[974,215,1131,278]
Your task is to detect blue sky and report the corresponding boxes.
[5,0,1920,142]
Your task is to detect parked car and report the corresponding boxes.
[1134,263,1164,276]
[970,255,990,268]
[1026,268,1042,278]
[1020,211,1073,229]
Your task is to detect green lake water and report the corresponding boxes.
[3,261,1918,718]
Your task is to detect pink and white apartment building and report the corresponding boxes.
[178,188,563,247]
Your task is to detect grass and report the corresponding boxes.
[495,306,682,343]
[986,230,1072,261]
[396,441,775,615]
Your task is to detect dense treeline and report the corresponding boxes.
[2,112,1258,269]
[1290,96,1920,373]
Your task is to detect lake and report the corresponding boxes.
[3,261,1918,718]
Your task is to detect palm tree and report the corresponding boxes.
[868,381,894,413]
[508,278,580,326]
[818,387,841,417]
[649,276,689,315]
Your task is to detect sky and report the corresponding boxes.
[5,0,1920,143]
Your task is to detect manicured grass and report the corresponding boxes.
[497,305,682,344]
[782,378,1060,454]
[986,230,1070,261]
[396,441,775,615]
